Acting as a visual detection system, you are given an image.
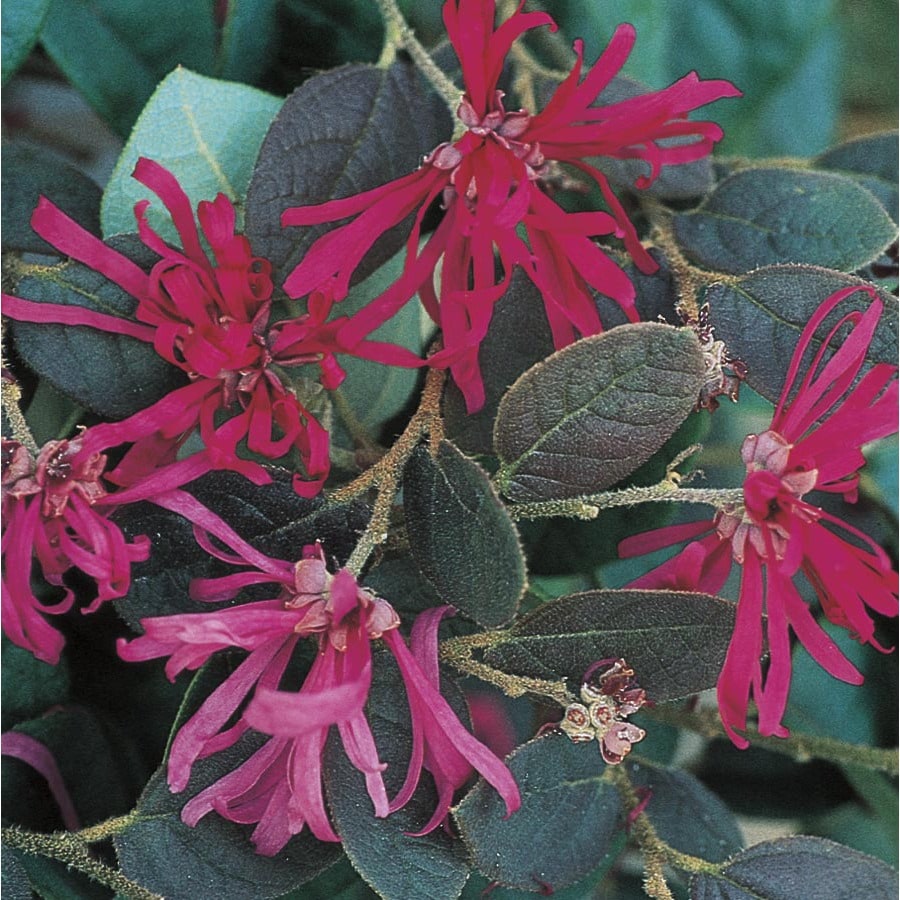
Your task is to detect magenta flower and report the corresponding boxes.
[118,541,519,853]
[2,435,150,664]
[619,286,899,747]
[3,158,350,496]
[281,1,740,410]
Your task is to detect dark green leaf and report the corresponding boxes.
[444,270,555,457]
[10,237,188,419]
[363,554,442,624]
[101,67,282,241]
[690,836,898,900]
[116,468,371,627]
[1,142,101,256]
[275,0,384,79]
[276,856,378,900]
[324,652,470,900]
[815,131,899,223]
[494,323,705,501]
[23,381,83,447]
[40,0,216,136]
[522,411,707,577]
[445,252,682,457]
[0,851,32,900]
[484,590,736,702]
[1,636,70,732]
[3,849,110,900]
[404,442,526,626]
[2,0,50,83]
[628,761,743,863]
[705,265,898,403]
[673,167,896,274]
[115,736,340,899]
[4,706,143,831]
[454,732,624,892]
[217,0,280,84]
[462,865,612,900]
[245,59,452,288]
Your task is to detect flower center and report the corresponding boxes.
[33,438,108,518]
[425,91,547,213]
[716,429,819,563]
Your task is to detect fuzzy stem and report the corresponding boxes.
[507,485,744,521]
[374,0,462,117]
[605,765,721,894]
[504,445,743,520]
[334,362,446,575]
[2,824,160,900]
[644,204,740,320]
[1,322,40,455]
[439,631,571,704]
[648,704,899,775]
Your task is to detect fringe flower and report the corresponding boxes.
[118,541,519,853]
[619,286,899,747]
[281,0,740,410]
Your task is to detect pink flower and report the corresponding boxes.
[281,2,740,411]
[619,286,898,747]
[3,158,350,496]
[118,542,519,853]
[1,435,150,664]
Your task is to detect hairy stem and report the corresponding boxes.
[2,824,160,900]
[505,445,744,520]
[439,631,571,704]
[648,704,899,775]
[374,0,462,117]
[1,322,40,455]
[334,363,446,575]
[605,765,721,897]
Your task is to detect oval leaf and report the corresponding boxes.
[1,636,71,730]
[216,0,279,84]
[690,836,898,900]
[454,732,624,893]
[628,762,743,863]
[324,653,470,900]
[673,167,896,275]
[10,239,188,419]
[445,253,681,457]
[403,442,526,627]
[815,131,899,224]
[483,590,737,702]
[101,67,282,240]
[2,0,50,84]
[245,59,452,288]
[40,0,216,136]
[493,323,705,502]
[2,141,102,256]
[705,264,898,403]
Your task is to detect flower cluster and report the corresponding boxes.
[559,658,648,764]
[119,541,520,852]
[5,158,395,498]
[3,0,895,877]
[620,286,899,747]
[1,435,149,664]
[281,0,740,410]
